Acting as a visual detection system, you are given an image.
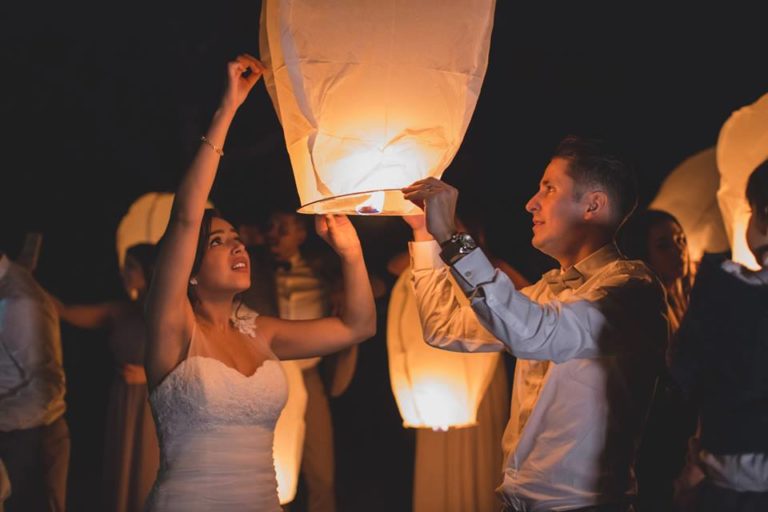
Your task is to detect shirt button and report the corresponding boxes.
[465,271,472,278]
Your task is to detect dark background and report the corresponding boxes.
[1,2,766,510]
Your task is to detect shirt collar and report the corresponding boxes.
[722,259,768,285]
[571,243,621,281]
[544,243,621,293]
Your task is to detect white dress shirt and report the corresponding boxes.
[276,253,329,370]
[0,255,66,431]
[409,242,667,511]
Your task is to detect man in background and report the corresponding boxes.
[0,240,69,511]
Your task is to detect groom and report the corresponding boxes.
[402,135,668,512]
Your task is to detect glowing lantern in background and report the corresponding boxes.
[716,92,768,270]
[260,0,496,215]
[115,192,214,268]
[650,147,729,263]
[273,360,308,505]
[387,270,499,430]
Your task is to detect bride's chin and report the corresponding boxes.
[234,281,251,294]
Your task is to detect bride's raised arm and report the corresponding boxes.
[144,55,265,389]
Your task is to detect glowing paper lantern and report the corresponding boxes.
[716,92,768,270]
[387,270,499,430]
[260,0,496,215]
[650,147,729,263]
[273,360,308,504]
[115,192,214,268]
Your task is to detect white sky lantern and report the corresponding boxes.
[273,360,308,505]
[260,0,496,215]
[650,147,729,263]
[115,192,214,269]
[387,270,498,430]
[716,92,768,270]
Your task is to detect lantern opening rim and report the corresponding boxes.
[296,188,421,216]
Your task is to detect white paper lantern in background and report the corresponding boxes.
[716,92,768,270]
[650,147,729,263]
[260,0,496,215]
[387,270,499,430]
[273,360,308,505]
[115,192,214,268]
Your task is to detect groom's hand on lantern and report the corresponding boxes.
[402,178,458,244]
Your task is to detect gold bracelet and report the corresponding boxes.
[200,135,224,156]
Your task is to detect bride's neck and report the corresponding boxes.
[194,298,234,331]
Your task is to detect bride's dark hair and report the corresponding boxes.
[188,208,224,303]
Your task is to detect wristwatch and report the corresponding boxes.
[439,232,477,266]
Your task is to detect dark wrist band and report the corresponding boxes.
[439,232,477,265]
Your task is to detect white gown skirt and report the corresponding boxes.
[145,424,281,511]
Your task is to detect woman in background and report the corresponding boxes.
[620,209,693,336]
[619,209,696,512]
[53,243,159,512]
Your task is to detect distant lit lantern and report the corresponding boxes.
[387,270,499,430]
[259,0,496,215]
[115,192,214,268]
[650,147,729,263]
[716,92,768,270]
[273,360,308,505]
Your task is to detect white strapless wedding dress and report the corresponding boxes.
[145,316,288,511]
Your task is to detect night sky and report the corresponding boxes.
[2,2,767,510]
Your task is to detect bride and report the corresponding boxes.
[143,54,376,511]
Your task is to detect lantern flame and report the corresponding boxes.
[355,191,386,215]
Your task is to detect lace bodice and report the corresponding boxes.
[150,357,287,442]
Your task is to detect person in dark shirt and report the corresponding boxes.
[670,159,768,512]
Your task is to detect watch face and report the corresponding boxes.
[458,233,477,252]
[441,232,476,264]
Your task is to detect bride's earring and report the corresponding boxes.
[189,277,198,286]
